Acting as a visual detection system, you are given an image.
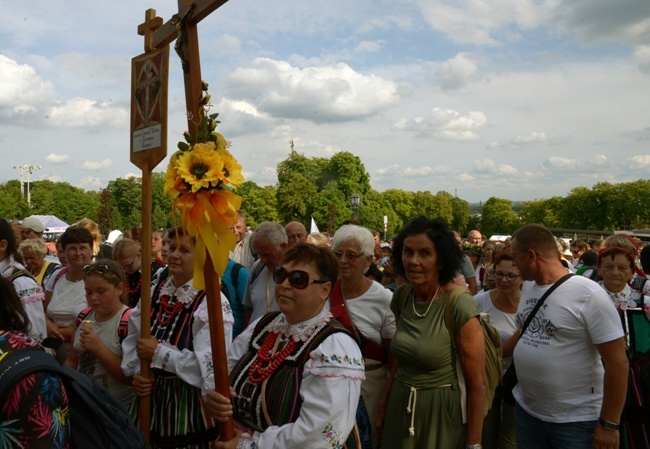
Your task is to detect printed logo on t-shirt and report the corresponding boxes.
[516,299,557,348]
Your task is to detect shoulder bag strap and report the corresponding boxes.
[519,273,574,337]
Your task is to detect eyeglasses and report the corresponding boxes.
[83,264,121,277]
[333,250,364,261]
[121,256,139,271]
[494,271,521,282]
[508,250,529,260]
[273,266,328,289]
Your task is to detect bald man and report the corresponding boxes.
[285,221,308,247]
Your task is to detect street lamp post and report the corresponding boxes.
[12,164,42,207]
[350,193,361,220]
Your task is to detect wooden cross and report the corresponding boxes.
[136,0,235,444]
[152,0,229,133]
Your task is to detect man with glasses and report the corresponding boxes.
[241,221,288,328]
[506,224,628,449]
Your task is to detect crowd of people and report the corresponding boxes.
[0,213,648,449]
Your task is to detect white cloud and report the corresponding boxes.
[43,175,64,183]
[212,34,242,55]
[224,58,401,122]
[0,55,55,118]
[79,159,112,170]
[355,40,384,52]
[46,98,128,128]
[79,176,103,189]
[45,153,70,164]
[393,108,487,141]
[416,0,552,45]
[542,154,613,171]
[473,159,520,175]
[512,132,547,145]
[487,140,503,150]
[376,164,400,175]
[635,45,650,73]
[432,53,479,90]
[404,166,433,176]
[357,16,413,33]
[625,154,650,170]
[214,98,275,136]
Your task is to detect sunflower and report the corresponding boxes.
[176,145,225,192]
[217,148,244,187]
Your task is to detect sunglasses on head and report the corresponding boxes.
[273,266,328,289]
[83,264,121,277]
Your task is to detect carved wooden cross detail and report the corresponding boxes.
[152,0,229,136]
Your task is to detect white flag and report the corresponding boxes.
[310,216,319,233]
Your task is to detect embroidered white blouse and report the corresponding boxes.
[599,281,650,320]
[0,257,47,341]
[121,276,234,396]
[228,307,365,449]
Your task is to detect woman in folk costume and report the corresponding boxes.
[206,243,365,449]
[121,227,234,448]
[596,245,650,449]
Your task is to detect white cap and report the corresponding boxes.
[22,216,47,233]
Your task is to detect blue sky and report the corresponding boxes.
[1,0,649,203]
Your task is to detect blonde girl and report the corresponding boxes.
[66,259,134,409]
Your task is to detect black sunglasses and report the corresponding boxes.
[273,266,328,289]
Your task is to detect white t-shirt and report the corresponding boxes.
[474,290,517,374]
[242,261,279,324]
[46,269,88,326]
[512,276,624,423]
[342,281,396,345]
[73,305,134,409]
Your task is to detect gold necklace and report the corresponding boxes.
[412,285,441,318]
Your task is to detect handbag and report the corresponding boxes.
[502,273,573,406]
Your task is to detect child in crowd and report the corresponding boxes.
[65,259,134,409]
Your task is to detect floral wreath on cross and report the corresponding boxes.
[164,81,244,289]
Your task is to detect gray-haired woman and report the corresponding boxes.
[331,224,396,449]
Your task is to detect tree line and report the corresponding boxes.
[1,151,649,239]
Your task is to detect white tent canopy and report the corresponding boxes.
[30,215,69,234]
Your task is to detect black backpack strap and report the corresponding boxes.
[0,348,63,401]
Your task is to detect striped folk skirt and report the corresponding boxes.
[132,372,219,448]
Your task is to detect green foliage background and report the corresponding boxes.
[2,150,648,239]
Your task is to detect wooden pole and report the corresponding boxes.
[204,255,235,441]
[139,162,153,446]
[175,0,235,440]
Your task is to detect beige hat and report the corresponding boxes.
[22,216,47,233]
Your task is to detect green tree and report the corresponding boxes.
[244,186,280,227]
[30,180,99,224]
[96,188,114,237]
[518,196,564,228]
[0,181,29,219]
[480,197,520,237]
[106,177,143,230]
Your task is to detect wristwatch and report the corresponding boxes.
[598,418,619,431]
[466,445,483,449]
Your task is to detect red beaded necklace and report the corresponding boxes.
[127,272,142,296]
[248,332,298,384]
[156,294,186,326]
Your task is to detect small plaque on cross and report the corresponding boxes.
[130,9,170,170]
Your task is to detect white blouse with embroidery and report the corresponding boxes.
[228,307,365,449]
[0,257,47,341]
[121,276,234,396]
[599,281,650,319]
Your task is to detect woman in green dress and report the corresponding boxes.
[378,217,486,449]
